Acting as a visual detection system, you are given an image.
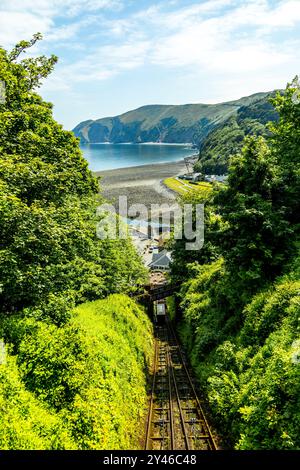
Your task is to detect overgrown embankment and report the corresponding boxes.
[0,295,153,449]
[171,80,300,449]
[178,257,300,449]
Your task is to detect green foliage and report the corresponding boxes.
[209,275,300,450]
[18,321,88,409]
[0,36,146,319]
[195,94,279,174]
[67,295,153,449]
[172,79,300,449]
[269,80,300,227]
[170,188,224,281]
[166,296,176,321]
[1,295,153,449]
[0,353,75,449]
[178,260,235,368]
[98,238,147,296]
[178,257,300,449]
[0,37,151,450]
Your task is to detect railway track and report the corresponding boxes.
[145,318,217,451]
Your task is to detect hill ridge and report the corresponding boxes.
[73,91,275,145]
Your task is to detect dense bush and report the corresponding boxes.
[178,259,300,449]
[0,37,151,450]
[0,354,75,449]
[1,295,153,449]
[195,94,279,175]
[172,79,300,449]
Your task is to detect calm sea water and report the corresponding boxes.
[80,143,195,171]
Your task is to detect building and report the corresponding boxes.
[148,249,172,271]
[179,172,202,182]
[204,174,228,183]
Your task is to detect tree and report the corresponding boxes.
[213,80,300,301]
[0,35,146,320]
[171,79,300,449]
[269,78,300,226]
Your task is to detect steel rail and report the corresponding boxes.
[145,320,217,450]
[167,336,190,450]
[166,332,175,450]
[145,337,158,449]
[167,319,217,450]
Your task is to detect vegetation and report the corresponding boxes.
[170,78,300,449]
[0,353,75,450]
[0,36,151,449]
[164,177,212,196]
[166,296,176,321]
[195,94,279,175]
[1,295,153,449]
[0,35,147,319]
[1,34,299,451]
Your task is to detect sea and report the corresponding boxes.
[80,143,195,171]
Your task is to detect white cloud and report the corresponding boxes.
[0,0,122,16]
[55,40,151,84]
[45,16,99,42]
[1,0,300,105]
[140,0,234,30]
[0,0,123,47]
[0,11,52,46]
[147,0,300,78]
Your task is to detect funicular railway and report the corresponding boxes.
[145,298,217,451]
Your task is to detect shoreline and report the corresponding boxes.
[82,142,194,146]
[93,154,198,175]
[93,158,187,177]
[96,159,187,209]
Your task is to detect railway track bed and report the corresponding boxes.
[145,318,217,451]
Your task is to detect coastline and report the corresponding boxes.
[94,158,187,177]
[95,159,187,209]
[82,142,194,146]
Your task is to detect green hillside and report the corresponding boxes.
[73,92,273,144]
[195,94,279,174]
[1,295,153,449]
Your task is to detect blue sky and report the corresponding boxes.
[1,0,300,129]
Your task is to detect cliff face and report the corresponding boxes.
[73,92,273,144]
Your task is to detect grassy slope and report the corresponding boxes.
[0,354,75,450]
[178,256,300,449]
[164,177,213,196]
[0,294,153,449]
[195,93,279,174]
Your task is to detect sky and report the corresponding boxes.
[0,0,300,129]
